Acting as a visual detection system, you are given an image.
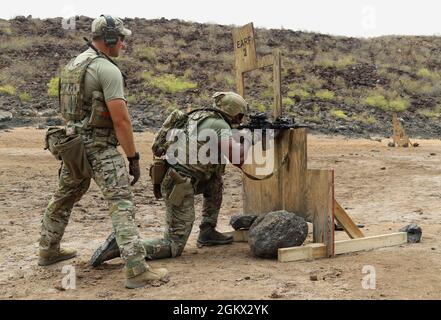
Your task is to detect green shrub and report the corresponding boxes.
[330,109,349,120]
[352,114,376,125]
[389,98,410,112]
[288,89,310,100]
[416,68,439,80]
[282,97,295,107]
[0,84,16,95]
[364,94,388,110]
[315,89,335,101]
[143,73,197,94]
[418,109,441,119]
[134,46,157,63]
[19,92,31,103]
[303,115,322,124]
[47,77,59,97]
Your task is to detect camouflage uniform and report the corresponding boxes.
[141,110,230,259]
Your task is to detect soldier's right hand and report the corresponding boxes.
[128,152,141,186]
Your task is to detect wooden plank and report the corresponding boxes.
[282,129,307,215]
[335,232,407,255]
[334,200,365,239]
[278,232,407,262]
[236,70,245,97]
[306,169,335,256]
[222,230,249,242]
[272,50,282,118]
[232,23,258,73]
[278,243,326,262]
[392,113,411,147]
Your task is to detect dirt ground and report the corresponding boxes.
[0,127,440,300]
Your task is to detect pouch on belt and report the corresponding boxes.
[167,169,193,206]
[53,134,93,181]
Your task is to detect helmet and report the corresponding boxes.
[212,92,248,119]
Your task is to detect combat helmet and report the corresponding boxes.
[212,92,248,119]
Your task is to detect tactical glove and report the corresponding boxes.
[128,152,141,186]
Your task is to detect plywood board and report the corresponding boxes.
[282,129,307,215]
[278,232,407,262]
[306,169,335,256]
[243,129,307,215]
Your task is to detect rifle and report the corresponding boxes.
[238,112,308,132]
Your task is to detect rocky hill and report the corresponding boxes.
[2,15,441,138]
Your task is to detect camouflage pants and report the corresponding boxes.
[141,169,224,259]
[39,145,148,278]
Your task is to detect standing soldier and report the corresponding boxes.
[39,15,168,289]
[91,92,262,264]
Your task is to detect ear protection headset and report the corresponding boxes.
[100,14,119,47]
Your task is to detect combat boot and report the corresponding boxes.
[125,267,169,289]
[89,232,120,267]
[197,227,233,246]
[38,248,77,266]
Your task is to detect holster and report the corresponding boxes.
[149,158,168,199]
[52,134,93,181]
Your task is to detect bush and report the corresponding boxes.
[364,94,388,110]
[282,97,295,107]
[416,68,439,80]
[418,109,441,119]
[143,73,197,94]
[352,114,377,125]
[330,109,349,120]
[288,89,310,100]
[315,89,335,101]
[47,77,59,97]
[389,98,410,112]
[19,92,31,103]
[133,45,157,63]
[0,84,16,95]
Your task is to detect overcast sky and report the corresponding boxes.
[2,0,441,38]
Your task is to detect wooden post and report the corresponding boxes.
[306,170,335,257]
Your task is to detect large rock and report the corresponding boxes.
[0,111,12,122]
[229,215,258,230]
[248,210,308,258]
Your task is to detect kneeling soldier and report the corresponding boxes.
[91,92,260,265]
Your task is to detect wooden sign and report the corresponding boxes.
[232,23,282,118]
[392,113,411,147]
[232,23,258,73]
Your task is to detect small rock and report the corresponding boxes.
[399,224,422,243]
[380,167,386,170]
[54,285,66,292]
[387,142,395,147]
[310,272,318,281]
[269,291,283,299]
[0,111,13,122]
[430,153,436,156]
[230,215,258,230]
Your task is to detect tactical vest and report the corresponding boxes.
[59,55,100,122]
[174,110,231,181]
